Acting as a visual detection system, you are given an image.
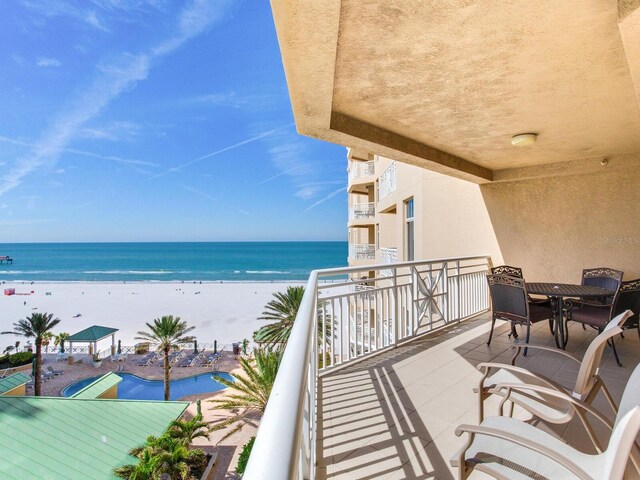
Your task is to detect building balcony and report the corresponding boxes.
[379,247,398,276]
[348,243,376,260]
[378,161,397,201]
[242,256,640,479]
[348,202,375,222]
[348,160,375,183]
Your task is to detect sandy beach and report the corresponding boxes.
[0,281,303,351]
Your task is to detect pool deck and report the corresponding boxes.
[37,350,241,397]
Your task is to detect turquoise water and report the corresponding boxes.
[62,372,234,400]
[0,242,347,282]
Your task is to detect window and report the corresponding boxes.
[405,198,414,261]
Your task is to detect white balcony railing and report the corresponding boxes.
[348,202,375,220]
[378,161,397,201]
[244,255,491,479]
[348,160,375,181]
[379,247,398,276]
[348,243,376,260]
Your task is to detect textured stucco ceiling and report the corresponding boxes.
[271,0,640,181]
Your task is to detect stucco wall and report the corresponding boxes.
[481,162,640,282]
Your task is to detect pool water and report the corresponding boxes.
[62,372,234,401]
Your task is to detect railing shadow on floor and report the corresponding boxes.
[318,345,456,479]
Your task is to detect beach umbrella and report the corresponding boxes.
[194,340,198,354]
[242,339,248,355]
[196,399,202,418]
[31,357,36,377]
[213,340,217,354]
[117,340,122,355]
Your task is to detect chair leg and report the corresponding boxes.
[508,322,518,339]
[524,323,531,357]
[562,317,569,348]
[487,317,496,345]
[548,318,554,335]
[610,338,623,368]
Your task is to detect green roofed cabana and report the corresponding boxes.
[68,325,119,356]
[0,372,30,396]
[70,372,122,399]
[0,396,188,479]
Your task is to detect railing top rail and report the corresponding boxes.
[243,271,318,479]
[316,254,491,277]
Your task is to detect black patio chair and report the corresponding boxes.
[486,274,554,354]
[579,267,623,305]
[491,265,554,337]
[615,279,640,339]
[566,269,626,366]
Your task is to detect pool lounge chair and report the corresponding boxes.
[136,354,154,366]
[47,366,64,376]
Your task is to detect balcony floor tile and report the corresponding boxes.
[318,313,640,479]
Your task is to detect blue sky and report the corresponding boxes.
[0,0,347,242]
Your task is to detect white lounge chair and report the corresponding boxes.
[477,310,633,424]
[452,361,640,480]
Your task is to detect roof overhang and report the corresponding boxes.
[271,0,640,183]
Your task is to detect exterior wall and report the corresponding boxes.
[347,151,503,270]
[3,385,26,396]
[98,385,119,399]
[481,159,640,282]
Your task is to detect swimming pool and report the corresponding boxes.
[62,372,234,401]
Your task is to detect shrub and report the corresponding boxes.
[8,352,34,367]
[236,436,255,475]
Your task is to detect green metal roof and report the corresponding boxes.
[70,372,123,399]
[68,325,119,342]
[0,396,188,480]
[0,372,30,395]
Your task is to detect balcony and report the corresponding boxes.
[348,160,375,182]
[348,202,375,221]
[243,256,640,479]
[378,162,397,201]
[348,243,376,260]
[379,247,398,276]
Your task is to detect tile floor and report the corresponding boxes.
[317,313,640,479]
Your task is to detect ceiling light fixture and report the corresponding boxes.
[511,133,538,147]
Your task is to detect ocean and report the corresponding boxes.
[0,242,347,282]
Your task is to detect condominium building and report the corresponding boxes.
[347,148,503,271]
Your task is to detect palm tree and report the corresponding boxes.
[209,349,282,441]
[54,332,70,353]
[135,316,195,401]
[168,417,210,444]
[253,286,331,348]
[116,435,207,480]
[2,312,61,396]
[41,332,53,353]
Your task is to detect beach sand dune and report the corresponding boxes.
[0,281,302,350]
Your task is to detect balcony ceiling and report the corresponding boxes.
[271,0,640,183]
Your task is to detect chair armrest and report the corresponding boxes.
[477,362,568,394]
[454,423,592,480]
[495,383,613,430]
[568,299,612,309]
[509,344,581,365]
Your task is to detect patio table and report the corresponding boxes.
[527,283,613,349]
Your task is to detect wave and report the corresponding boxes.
[83,270,172,275]
[245,270,292,274]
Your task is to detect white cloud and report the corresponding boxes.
[149,124,292,180]
[36,57,61,67]
[302,187,347,213]
[0,0,238,196]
